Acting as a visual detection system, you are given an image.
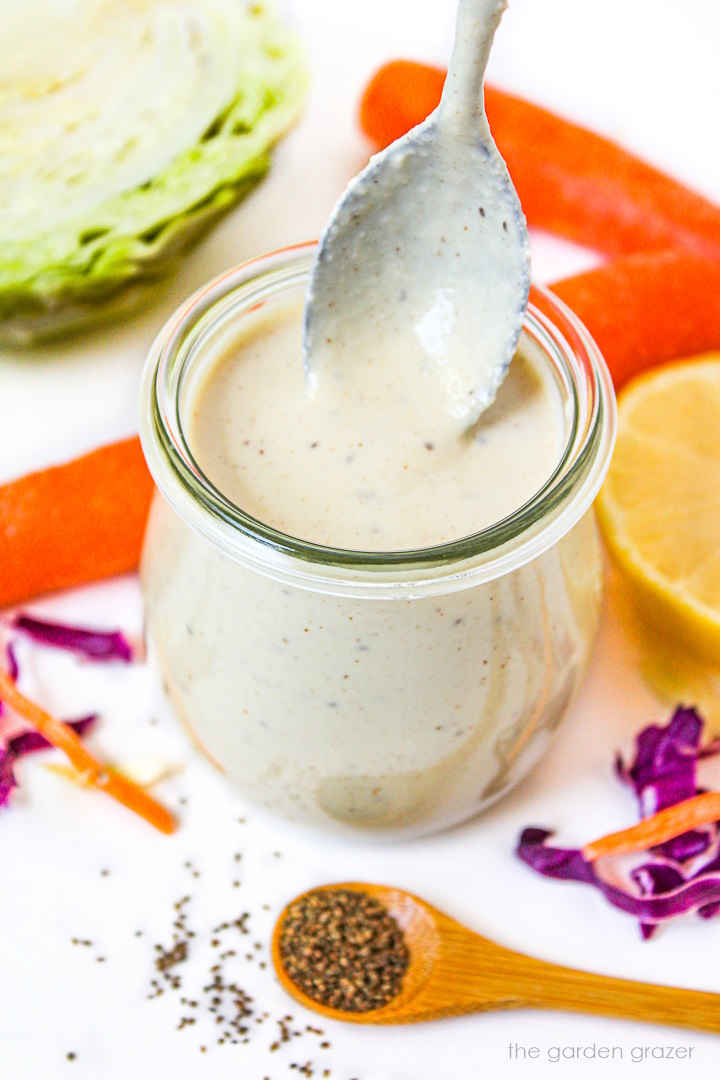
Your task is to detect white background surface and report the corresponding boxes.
[2,1,720,1077]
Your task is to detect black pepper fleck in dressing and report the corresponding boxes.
[279,889,409,1012]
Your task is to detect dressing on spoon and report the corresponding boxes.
[188,0,560,555]
[303,0,530,431]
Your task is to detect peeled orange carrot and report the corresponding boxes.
[0,436,154,609]
[552,249,720,390]
[360,61,720,261]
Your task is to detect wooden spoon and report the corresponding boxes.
[272,883,720,1032]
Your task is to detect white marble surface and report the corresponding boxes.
[1,2,720,1077]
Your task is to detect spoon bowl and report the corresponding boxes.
[273,882,720,1031]
[272,883,442,1024]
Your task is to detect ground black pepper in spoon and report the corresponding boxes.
[277,888,409,1013]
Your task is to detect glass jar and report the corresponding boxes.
[139,242,616,838]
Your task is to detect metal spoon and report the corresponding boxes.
[272,883,720,1031]
[303,0,530,428]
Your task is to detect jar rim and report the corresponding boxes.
[139,242,616,596]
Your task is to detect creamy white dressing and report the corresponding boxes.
[188,301,565,551]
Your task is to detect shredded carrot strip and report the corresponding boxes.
[583,792,720,862]
[0,668,177,835]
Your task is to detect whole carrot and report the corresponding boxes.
[551,249,720,389]
[360,61,720,260]
[0,436,154,609]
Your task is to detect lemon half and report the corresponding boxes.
[597,355,720,665]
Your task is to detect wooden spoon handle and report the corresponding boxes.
[402,911,720,1032]
[509,954,720,1035]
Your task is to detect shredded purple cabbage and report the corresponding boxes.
[0,747,16,807]
[615,706,705,816]
[0,643,19,721]
[0,621,107,809]
[7,642,19,682]
[12,615,136,663]
[517,707,720,938]
[0,715,97,809]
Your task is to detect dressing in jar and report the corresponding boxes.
[139,243,615,837]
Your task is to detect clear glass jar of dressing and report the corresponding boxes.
[139,243,616,838]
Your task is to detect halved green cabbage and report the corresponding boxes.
[0,0,306,343]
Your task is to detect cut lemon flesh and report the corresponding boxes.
[596,355,720,665]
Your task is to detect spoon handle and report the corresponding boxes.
[408,912,720,1033]
[440,0,506,131]
[508,950,720,1035]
